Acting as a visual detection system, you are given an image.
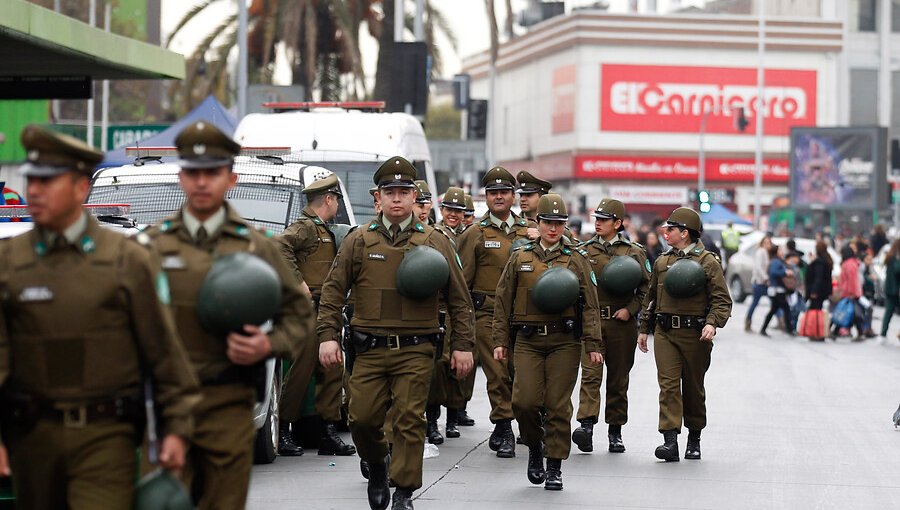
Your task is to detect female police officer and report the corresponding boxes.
[491,194,603,491]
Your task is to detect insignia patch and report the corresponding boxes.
[80,236,95,254]
[235,225,250,237]
[19,286,53,302]
[645,259,652,273]
[484,241,501,249]
[34,241,47,256]
[161,255,187,270]
[590,271,598,287]
[518,264,534,272]
[156,273,171,305]
[368,223,379,231]
[320,237,333,243]
[368,253,386,261]
[193,143,206,155]
[455,253,463,269]
[415,223,425,232]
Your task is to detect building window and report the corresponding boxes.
[893,0,900,31]
[856,0,877,32]
[851,69,879,125]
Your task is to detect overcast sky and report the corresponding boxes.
[162,0,708,82]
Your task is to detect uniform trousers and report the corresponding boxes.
[653,327,713,432]
[512,331,581,459]
[474,295,514,423]
[576,318,637,425]
[349,342,434,490]
[7,419,136,509]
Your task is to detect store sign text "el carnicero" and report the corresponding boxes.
[601,64,817,136]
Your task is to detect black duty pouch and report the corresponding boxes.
[352,330,374,355]
[471,292,486,310]
[0,387,40,436]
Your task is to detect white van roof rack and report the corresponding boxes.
[125,147,291,158]
[262,101,386,113]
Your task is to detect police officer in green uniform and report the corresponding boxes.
[317,156,475,510]
[144,121,314,508]
[0,125,200,509]
[425,187,471,443]
[493,194,603,491]
[638,207,732,462]
[572,198,649,453]
[462,194,476,229]
[413,180,435,225]
[457,167,538,458]
[277,173,356,457]
[515,170,552,221]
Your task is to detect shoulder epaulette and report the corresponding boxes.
[312,217,323,225]
[578,239,595,247]
[562,246,572,255]
[576,248,589,257]
[520,242,535,252]
[134,232,152,247]
[630,240,644,249]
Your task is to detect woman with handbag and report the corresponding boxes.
[879,240,900,339]
[832,245,866,341]
[803,241,833,341]
[760,244,796,337]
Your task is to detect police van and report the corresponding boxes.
[234,102,436,223]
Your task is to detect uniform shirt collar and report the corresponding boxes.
[381,213,413,234]
[182,206,226,240]
[679,242,697,256]
[489,212,515,230]
[539,241,560,252]
[44,210,88,246]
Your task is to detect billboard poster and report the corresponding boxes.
[601,64,817,136]
[790,127,887,210]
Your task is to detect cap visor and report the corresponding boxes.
[18,162,71,177]
[379,181,417,189]
[178,157,233,169]
[537,214,568,221]
[484,184,515,191]
[440,203,467,210]
[593,212,615,219]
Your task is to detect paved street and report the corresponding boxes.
[248,301,900,509]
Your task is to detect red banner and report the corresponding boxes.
[601,64,817,136]
[574,155,789,183]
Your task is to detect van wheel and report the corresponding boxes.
[253,374,280,464]
[730,276,747,303]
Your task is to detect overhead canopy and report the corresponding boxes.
[100,96,238,168]
[0,0,184,80]
[701,203,753,226]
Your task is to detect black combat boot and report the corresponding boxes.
[319,421,357,456]
[360,459,370,480]
[608,424,625,453]
[445,408,461,438]
[654,430,680,462]
[391,488,414,510]
[685,429,701,460]
[488,420,505,451]
[457,404,475,426]
[527,442,545,485]
[425,405,444,445]
[544,458,563,491]
[496,420,516,458]
[367,455,391,510]
[572,419,594,453]
[278,422,304,456]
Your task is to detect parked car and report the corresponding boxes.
[725,231,839,303]
[87,155,356,464]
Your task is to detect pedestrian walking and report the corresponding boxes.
[492,194,603,491]
[571,198,649,454]
[317,156,474,510]
[760,245,797,337]
[803,241,833,342]
[638,207,732,462]
[0,125,200,509]
[879,240,900,339]
[745,235,772,332]
[833,246,866,341]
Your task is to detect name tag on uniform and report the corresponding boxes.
[484,241,501,249]
[20,286,53,302]
[161,255,187,270]
[320,238,333,243]
[368,253,386,261]
[518,264,534,272]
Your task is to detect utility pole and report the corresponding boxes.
[753,0,765,229]
[87,0,96,147]
[101,2,110,152]
[237,0,248,119]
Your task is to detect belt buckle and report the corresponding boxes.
[600,307,611,320]
[387,335,401,350]
[63,405,87,428]
[537,325,549,336]
[671,315,681,329]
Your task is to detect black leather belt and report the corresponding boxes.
[519,320,574,337]
[40,397,139,428]
[656,313,705,331]
[358,332,439,351]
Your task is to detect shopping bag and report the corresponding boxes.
[800,309,825,338]
[832,298,854,328]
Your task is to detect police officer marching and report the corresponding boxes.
[515,171,552,221]
[638,207,732,462]
[413,180,435,225]
[317,156,474,510]
[492,194,603,491]
[277,172,357,457]
[0,126,200,509]
[462,194,476,228]
[144,121,314,508]
[572,198,649,454]
[457,167,538,459]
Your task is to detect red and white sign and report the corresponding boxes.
[552,65,576,134]
[601,64,817,136]
[606,185,688,204]
[575,155,789,183]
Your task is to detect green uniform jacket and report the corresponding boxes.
[640,240,732,334]
[579,233,650,317]
[457,212,536,296]
[316,215,475,353]
[144,204,314,383]
[491,241,602,352]
[276,206,336,296]
[0,215,200,439]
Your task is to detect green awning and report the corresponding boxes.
[0,0,184,80]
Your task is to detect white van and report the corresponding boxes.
[234,102,435,223]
